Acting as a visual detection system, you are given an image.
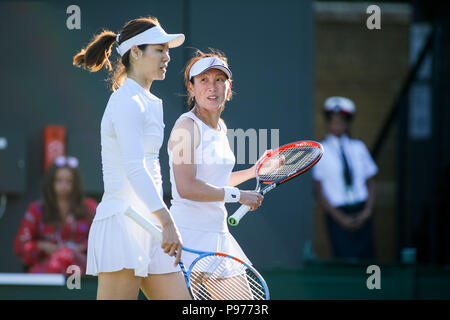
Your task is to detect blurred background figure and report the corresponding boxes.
[14,156,97,274]
[313,97,377,261]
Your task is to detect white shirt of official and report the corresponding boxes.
[312,134,378,207]
[94,77,167,223]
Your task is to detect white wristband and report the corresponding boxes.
[223,187,241,203]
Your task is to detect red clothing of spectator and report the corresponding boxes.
[14,198,97,274]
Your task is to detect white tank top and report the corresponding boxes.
[168,111,236,232]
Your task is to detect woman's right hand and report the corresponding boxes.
[161,221,183,265]
[154,208,183,266]
[238,190,264,211]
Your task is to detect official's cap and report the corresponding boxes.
[324,96,355,115]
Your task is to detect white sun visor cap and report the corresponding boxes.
[324,96,355,115]
[116,25,185,56]
[189,57,232,80]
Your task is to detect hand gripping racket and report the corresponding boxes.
[228,140,324,226]
[125,206,270,300]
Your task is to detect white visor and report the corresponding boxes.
[189,57,232,80]
[116,25,185,56]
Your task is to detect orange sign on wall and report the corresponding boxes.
[43,125,66,173]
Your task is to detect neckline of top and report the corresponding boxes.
[125,77,160,101]
[188,110,223,133]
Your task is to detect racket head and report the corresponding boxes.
[185,252,269,300]
[256,140,324,185]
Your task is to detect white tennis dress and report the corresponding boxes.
[86,78,180,277]
[168,111,251,268]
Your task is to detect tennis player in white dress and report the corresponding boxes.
[73,16,190,300]
[167,51,264,269]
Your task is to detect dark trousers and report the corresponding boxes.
[326,201,375,260]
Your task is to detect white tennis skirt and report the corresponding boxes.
[86,212,180,277]
[176,226,252,270]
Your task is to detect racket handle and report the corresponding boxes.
[125,207,163,243]
[228,204,251,226]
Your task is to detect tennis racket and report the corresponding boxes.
[125,206,270,300]
[228,140,324,226]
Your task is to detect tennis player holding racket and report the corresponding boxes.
[167,50,264,299]
[73,17,190,300]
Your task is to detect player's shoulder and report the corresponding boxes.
[107,88,144,115]
[174,112,203,132]
[219,117,227,132]
[109,86,138,104]
[170,113,202,149]
[170,114,197,141]
[174,113,195,129]
[147,91,162,102]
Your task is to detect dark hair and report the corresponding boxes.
[41,162,90,226]
[183,48,233,111]
[73,16,160,91]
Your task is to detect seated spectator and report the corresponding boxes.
[14,156,97,274]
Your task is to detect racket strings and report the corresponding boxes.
[191,265,249,300]
[200,267,266,300]
[189,255,267,300]
[191,257,257,299]
[259,147,320,181]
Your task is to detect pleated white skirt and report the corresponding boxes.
[176,226,252,270]
[86,212,180,277]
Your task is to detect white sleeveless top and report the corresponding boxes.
[168,111,236,232]
[94,78,167,224]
